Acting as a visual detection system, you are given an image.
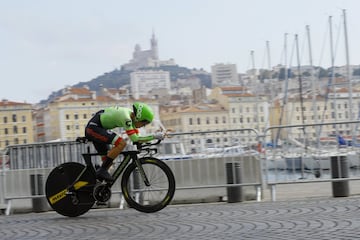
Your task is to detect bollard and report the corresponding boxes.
[30,174,48,212]
[226,162,243,203]
[330,155,350,197]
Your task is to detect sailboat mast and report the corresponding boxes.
[251,50,260,131]
[329,16,340,142]
[343,9,355,142]
[275,33,289,146]
[306,25,320,147]
[295,34,307,141]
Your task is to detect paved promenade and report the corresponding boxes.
[1,195,360,240]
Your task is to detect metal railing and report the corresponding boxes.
[261,120,360,201]
[0,130,263,215]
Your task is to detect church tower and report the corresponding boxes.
[151,30,159,60]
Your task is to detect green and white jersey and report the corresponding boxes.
[100,106,154,142]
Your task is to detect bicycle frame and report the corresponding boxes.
[70,142,156,190]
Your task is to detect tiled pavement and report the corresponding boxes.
[1,196,360,239]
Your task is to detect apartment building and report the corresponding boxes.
[209,86,269,144]
[130,70,171,99]
[0,99,34,149]
[211,63,239,86]
[271,88,360,144]
[160,103,229,153]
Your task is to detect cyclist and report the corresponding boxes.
[85,102,165,182]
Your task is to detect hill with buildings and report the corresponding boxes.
[41,65,211,104]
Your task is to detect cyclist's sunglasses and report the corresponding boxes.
[141,120,150,125]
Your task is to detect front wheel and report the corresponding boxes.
[121,157,175,213]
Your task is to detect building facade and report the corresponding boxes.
[130,70,171,99]
[209,86,269,145]
[0,100,34,149]
[269,88,360,146]
[211,63,239,86]
[160,103,229,153]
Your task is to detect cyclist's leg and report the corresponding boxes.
[85,126,126,181]
[98,136,126,179]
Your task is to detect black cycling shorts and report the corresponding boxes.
[85,110,117,154]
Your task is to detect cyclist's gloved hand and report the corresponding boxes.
[153,132,165,140]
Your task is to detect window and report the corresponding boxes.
[189,118,193,125]
[23,127,26,133]
[222,117,226,123]
[12,114,17,122]
[66,114,70,120]
[22,116,26,122]
[83,114,87,119]
[13,126,18,134]
[4,128,8,134]
[197,118,201,124]
[215,117,219,124]
[3,116,7,123]
[74,114,79,120]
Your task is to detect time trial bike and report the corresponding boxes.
[45,137,176,217]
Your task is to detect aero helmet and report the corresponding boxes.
[132,102,154,123]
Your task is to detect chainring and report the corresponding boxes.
[93,183,112,202]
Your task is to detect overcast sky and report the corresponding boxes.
[1,0,359,104]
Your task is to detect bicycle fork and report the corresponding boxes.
[110,154,150,187]
[133,156,151,187]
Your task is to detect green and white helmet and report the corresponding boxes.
[132,102,154,123]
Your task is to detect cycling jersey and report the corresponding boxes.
[99,106,154,143]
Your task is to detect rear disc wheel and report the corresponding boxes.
[45,162,96,217]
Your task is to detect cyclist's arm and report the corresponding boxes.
[126,128,154,143]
